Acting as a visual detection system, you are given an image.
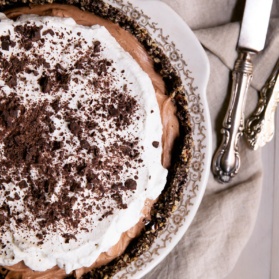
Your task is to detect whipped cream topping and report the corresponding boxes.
[0,14,167,273]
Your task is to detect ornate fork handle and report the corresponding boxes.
[245,58,279,149]
[212,50,255,183]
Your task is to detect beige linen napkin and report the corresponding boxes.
[143,0,279,279]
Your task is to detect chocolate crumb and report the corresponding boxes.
[0,214,6,226]
[36,233,43,240]
[62,233,77,244]
[0,35,15,51]
[18,180,28,189]
[124,179,137,190]
[80,139,90,150]
[94,40,101,53]
[68,121,81,136]
[152,141,159,148]
[38,74,51,93]
[50,99,60,112]
[52,141,62,151]
[42,29,54,36]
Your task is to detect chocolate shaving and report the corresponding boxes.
[42,29,55,36]
[38,74,52,93]
[0,35,15,50]
[62,233,77,243]
[152,141,159,148]
[68,121,81,136]
[124,179,137,190]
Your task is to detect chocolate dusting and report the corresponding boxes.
[0,1,193,279]
[0,15,143,241]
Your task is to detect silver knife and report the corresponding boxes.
[212,0,273,183]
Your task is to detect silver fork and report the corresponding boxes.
[245,57,279,150]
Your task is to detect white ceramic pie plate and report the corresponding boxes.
[106,0,211,278]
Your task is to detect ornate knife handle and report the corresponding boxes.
[245,58,279,150]
[212,50,255,183]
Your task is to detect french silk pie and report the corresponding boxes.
[0,1,192,278]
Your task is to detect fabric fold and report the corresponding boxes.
[194,23,239,69]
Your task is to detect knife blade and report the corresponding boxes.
[239,0,273,51]
[212,0,273,183]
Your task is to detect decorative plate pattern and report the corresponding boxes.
[107,0,211,278]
